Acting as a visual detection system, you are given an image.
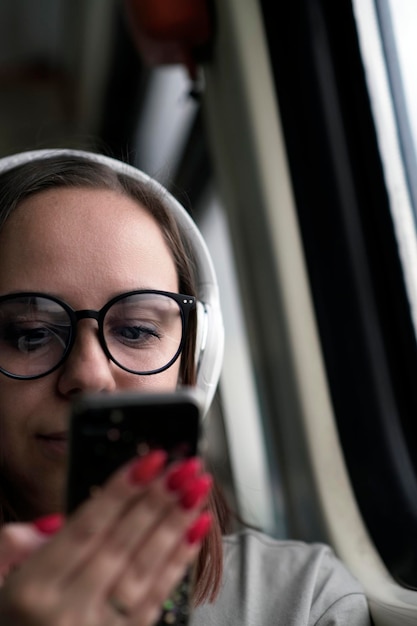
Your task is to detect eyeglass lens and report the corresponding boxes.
[0,293,184,378]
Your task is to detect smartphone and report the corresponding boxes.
[65,388,203,626]
[66,387,203,514]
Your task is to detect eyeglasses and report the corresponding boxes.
[0,290,196,380]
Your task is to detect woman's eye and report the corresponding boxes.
[3,324,52,352]
[112,323,161,344]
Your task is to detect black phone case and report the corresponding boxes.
[66,390,201,514]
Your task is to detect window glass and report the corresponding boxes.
[353,0,417,339]
[387,0,417,161]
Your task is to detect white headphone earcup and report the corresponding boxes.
[195,300,208,373]
[195,298,224,417]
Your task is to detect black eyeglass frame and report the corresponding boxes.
[0,290,196,380]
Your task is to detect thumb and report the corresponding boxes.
[0,515,63,584]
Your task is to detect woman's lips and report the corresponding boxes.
[36,432,68,459]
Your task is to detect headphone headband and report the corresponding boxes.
[0,149,224,416]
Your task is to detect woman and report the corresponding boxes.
[0,149,371,625]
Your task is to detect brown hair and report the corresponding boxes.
[0,155,231,604]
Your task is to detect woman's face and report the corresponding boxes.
[0,186,182,519]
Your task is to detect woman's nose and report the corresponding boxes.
[57,320,117,397]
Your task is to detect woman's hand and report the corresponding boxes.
[0,451,212,626]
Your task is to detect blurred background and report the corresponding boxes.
[0,0,200,181]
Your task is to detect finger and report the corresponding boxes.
[0,522,53,583]
[105,475,212,616]
[125,513,212,626]
[18,450,168,588]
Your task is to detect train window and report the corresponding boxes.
[200,0,417,623]
[128,1,417,622]
[353,0,417,346]
[351,0,417,582]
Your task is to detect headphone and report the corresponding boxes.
[0,149,224,417]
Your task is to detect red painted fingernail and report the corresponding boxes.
[165,457,202,492]
[180,474,213,510]
[186,512,212,545]
[130,450,167,485]
[33,513,64,535]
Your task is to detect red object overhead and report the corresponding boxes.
[124,0,213,79]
